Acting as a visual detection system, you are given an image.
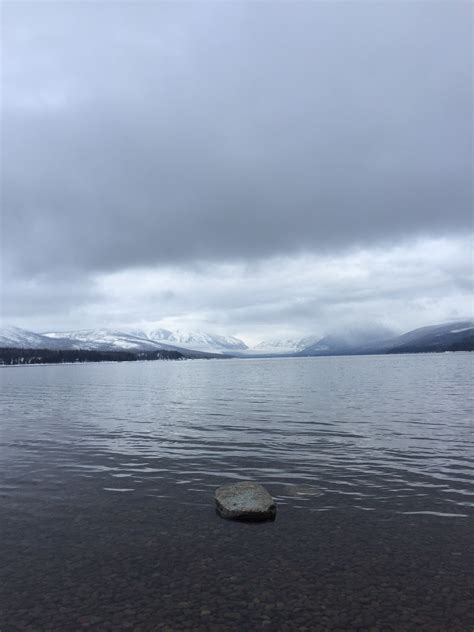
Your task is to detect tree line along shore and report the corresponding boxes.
[0,348,185,366]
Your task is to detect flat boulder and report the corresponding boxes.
[215,481,276,521]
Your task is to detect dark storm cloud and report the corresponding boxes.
[1,1,472,279]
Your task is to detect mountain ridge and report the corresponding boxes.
[1,320,472,357]
[296,320,474,357]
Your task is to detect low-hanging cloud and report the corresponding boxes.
[4,237,473,343]
[2,2,472,280]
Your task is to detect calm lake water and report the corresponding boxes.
[1,354,473,631]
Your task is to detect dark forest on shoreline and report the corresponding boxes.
[0,348,185,366]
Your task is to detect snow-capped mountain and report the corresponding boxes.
[251,339,301,354]
[251,321,474,356]
[0,325,67,349]
[298,321,474,356]
[2,320,472,357]
[250,336,319,354]
[43,329,169,352]
[123,328,248,354]
[0,325,247,355]
[43,327,247,354]
[381,320,474,354]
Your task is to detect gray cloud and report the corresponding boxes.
[2,1,472,280]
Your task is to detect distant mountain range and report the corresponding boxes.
[251,335,319,355]
[43,328,247,355]
[294,321,474,356]
[122,328,247,353]
[0,326,247,357]
[240,321,473,356]
[0,320,473,358]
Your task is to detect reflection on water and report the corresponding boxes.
[2,355,473,516]
[1,354,473,630]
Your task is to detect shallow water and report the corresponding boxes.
[1,354,473,631]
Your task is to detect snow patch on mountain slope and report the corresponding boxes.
[43,329,166,351]
[251,339,303,354]
[124,327,248,353]
[0,326,64,349]
[250,335,320,354]
[41,327,247,354]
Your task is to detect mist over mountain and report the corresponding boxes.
[296,321,474,356]
[298,324,397,356]
[383,322,474,355]
[1,320,472,358]
[251,339,306,354]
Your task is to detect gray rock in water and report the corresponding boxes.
[215,481,276,521]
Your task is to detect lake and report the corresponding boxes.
[1,354,473,631]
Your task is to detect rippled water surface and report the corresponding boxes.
[1,354,473,631]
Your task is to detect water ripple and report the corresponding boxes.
[1,354,473,517]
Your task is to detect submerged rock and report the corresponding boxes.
[282,484,322,497]
[215,481,276,521]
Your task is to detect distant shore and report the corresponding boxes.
[1,346,472,367]
[0,347,186,366]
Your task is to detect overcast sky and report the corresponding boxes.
[1,1,472,343]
